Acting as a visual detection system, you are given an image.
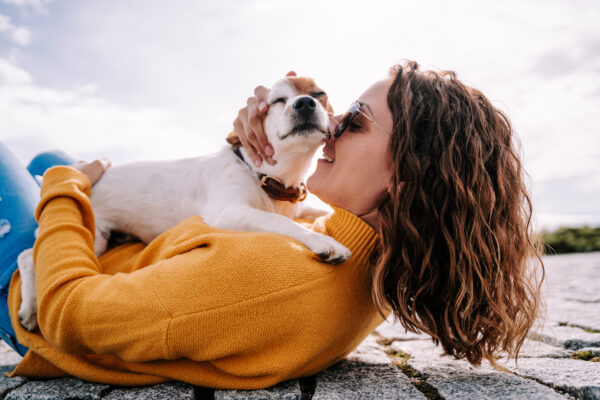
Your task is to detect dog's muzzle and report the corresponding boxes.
[293,96,316,118]
[281,96,327,139]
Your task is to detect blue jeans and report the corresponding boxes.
[0,143,75,356]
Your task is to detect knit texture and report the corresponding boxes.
[7,166,384,389]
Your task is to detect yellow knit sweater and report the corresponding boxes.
[7,166,384,389]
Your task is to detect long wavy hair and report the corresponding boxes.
[372,61,544,366]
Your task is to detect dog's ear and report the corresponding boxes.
[226,132,242,147]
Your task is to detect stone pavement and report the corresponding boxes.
[1,252,598,399]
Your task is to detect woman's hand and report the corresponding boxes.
[232,71,297,167]
[71,158,111,186]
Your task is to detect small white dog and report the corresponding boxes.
[17,76,351,331]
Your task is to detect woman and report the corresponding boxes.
[0,61,542,388]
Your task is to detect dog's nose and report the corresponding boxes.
[293,97,316,117]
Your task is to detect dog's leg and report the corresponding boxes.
[17,248,38,331]
[206,205,351,264]
[297,205,330,221]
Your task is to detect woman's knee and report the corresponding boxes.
[27,150,77,178]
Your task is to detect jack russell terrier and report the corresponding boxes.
[17,76,351,331]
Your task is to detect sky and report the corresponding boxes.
[0,0,599,230]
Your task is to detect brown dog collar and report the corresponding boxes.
[232,146,307,203]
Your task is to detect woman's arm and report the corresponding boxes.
[32,166,174,360]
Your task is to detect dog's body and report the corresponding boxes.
[17,76,351,331]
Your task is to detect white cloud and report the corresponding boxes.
[10,25,31,45]
[0,12,31,46]
[0,58,211,166]
[1,0,51,9]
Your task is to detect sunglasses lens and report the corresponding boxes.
[334,103,361,138]
[334,114,349,138]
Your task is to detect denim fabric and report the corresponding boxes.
[0,143,75,356]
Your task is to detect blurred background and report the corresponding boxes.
[1,0,599,248]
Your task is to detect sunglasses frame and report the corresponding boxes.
[333,101,391,138]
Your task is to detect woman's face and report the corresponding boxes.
[307,79,393,218]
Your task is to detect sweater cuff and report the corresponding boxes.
[35,166,94,231]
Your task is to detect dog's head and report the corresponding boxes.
[263,76,333,151]
[229,76,333,186]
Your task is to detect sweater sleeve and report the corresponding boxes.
[32,166,175,361]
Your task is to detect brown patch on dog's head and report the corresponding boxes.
[288,76,334,116]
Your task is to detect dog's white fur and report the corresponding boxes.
[17,77,351,331]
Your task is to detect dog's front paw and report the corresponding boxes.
[303,233,351,265]
[18,305,38,332]
[17,248,39,331]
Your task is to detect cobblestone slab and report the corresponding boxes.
[103,382,193,399]
[530,325,600,350]
[511,358,600,400]
[544,253,600,331]
[0,365,26,399]
[311,334,426,399]
[4,378,110,400]
[546,300,600,332]
[373,320,429,342]
[312,359,426,400]
[215,380,301,399]
[420,367,568,400]
[516,339,572,359]
[390,339,569,399]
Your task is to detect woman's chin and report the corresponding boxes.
[307,172,325,201]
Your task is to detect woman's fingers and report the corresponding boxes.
[254,85,269,112]
[246,97,274,162]
[234,115,262,166]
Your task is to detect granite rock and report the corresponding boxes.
[215,380,301,400]
[529,325,600,350]
[418,367,568,400]
[0,364,26,399]
[313,359,426,400]
[511,358,600,400]
[4,378,110,400]
[515,339,572,359]
[390,338,569,399]
[103,382,193,399]
[373,321,429,343]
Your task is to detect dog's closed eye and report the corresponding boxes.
[270,97,287,106]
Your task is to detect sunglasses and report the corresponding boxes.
[333,101,391,138]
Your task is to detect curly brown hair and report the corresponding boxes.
[372,61,544,366]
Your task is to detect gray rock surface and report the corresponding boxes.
[544,253,600,331]
[4,378,110,400]
[515,339,572,359]
[511,358,600,400]
[0,365,26,399]
[215,380,301,399]
[530,325,600,350]
[103,382,193,399]
[313,359,426,400]
[418,366,568,400]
